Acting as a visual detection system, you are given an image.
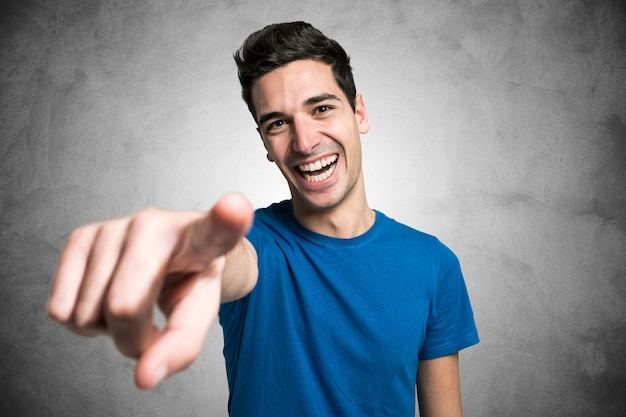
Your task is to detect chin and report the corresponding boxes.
[297,194,344,212]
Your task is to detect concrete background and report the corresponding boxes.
[1,0,625,415]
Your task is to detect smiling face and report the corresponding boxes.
[251,59,370,217]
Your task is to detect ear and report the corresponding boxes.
[257,127,275,162]
[354,94,370,134]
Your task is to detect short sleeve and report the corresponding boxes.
[418,245,479,359]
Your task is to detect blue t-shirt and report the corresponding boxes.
[219,200,479,416]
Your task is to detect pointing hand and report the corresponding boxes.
[48,193,254,389]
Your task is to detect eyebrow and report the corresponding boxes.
[304,93,341,107]
[258,111,285,127]
[257,93,341,126]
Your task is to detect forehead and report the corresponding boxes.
[251,60,343,114]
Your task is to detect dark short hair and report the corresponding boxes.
[234,21,357,122]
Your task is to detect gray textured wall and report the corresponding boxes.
[1,0,625,416]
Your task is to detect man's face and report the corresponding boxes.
[251,59,370,212]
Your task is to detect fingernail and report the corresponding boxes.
[153,365,168,386]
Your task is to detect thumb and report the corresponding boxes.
[168,193,254,273]
[134,260,223,389]
[133,193,253,389]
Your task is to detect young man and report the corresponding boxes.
[48,22,479,416]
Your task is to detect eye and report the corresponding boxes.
[266,119,287,133]
[315,105,331,114]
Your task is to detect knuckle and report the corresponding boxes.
[97,219,125,238]
[66,226,94,248]
[72,303,100,328]
[131,208,163,228]
[49,305,105,337]
[129,209,181,257]
[47,300,70,323]
[127,210,171,243]
[105,292,142,321]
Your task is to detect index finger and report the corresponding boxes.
[168,192,254,274]
[104,193,252,360]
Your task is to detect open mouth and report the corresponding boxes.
[297,154,338,183]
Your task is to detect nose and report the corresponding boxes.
[291,116,320,155]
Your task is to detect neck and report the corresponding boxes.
[291,182,375,239]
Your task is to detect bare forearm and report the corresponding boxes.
[221,237,258,303]
[417,353,463,417]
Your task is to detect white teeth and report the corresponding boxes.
[298,154,338,182]
[298,154,338,173]
[303,163,336,182]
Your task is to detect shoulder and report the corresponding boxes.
[377,212,453,251]
[253,200,292,224]
[245,200,294,248]
[375,211,461,270]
